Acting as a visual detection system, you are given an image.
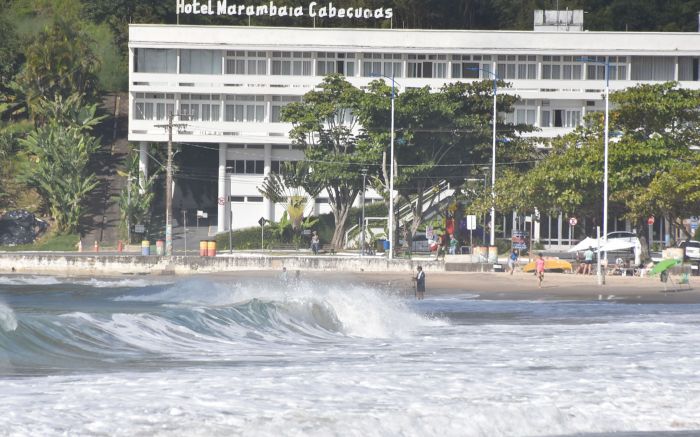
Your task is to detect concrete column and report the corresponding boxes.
[557,212,563,246]
[138,142,148,193]
[217,143,226,233]
[264,144,273,221]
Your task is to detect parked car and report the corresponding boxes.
[679,240,700,261]
[606,231,640,245]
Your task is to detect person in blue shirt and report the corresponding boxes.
[508,249,519,275]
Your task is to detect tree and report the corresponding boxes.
[258,161,323,232]
[118,146,158,243]
[493,82,700,248]
[282,74,381,248]
[18,17,101,119]
[359,79,533,245]
[19,94,103,234]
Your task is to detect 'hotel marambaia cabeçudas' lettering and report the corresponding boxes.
[176,0,393,19]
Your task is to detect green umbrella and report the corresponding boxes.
[649,259,680,276]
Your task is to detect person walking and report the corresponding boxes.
[311,231,320,255]
[535,253,546,288]
[448,234,458,255]
[414,265,426,300]
[508,249,519,275]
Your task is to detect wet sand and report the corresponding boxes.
[353,270,700,303]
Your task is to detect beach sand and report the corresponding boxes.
[352,270,700,303]
[206,269,700,304]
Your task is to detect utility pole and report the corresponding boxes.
[155,113,187,256]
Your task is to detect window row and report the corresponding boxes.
[133,94,301,122]
[225,159,287,174]
[133,48,700,82]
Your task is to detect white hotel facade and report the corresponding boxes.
[128,13,700,245]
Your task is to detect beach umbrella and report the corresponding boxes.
[649,259,679,276]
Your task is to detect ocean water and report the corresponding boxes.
[1,275,699,437]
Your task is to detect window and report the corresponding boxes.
[361,53,402,77]
[630,56,673,81]
[450,55,491,79]
[271,96,301,122]
[224,95,266,122]
[180,94,221,122]
[271,51,312,76]
[407,54,447,79]
[225,51,267,75]
[134,48,177,73]
[585,56,627,81]
[541,109,581,128]
[542,56,582,80]
[317,52,356,77]
[180,50,222,75]
[678,57,700,81]
[133,93,175,121]
[226,160,265,174]
[497,55,536,80]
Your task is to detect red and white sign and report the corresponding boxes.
[569,217,578,227]
[217,197,225,206]
[647,216,655,225]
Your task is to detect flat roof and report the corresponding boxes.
[129,24,700,56]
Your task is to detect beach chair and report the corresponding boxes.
[671,273,691,291]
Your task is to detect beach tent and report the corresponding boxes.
[568,237,598,253]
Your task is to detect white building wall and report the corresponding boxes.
[127,24,700,233]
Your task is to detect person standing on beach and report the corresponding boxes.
[583,247,594,275]
[414,266,426,300]
[508,249,519,275]
[535,253,545,288]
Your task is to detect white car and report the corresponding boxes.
[679,240,700,261]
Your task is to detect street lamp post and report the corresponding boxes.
[360,168,368,256]
[370,73,397,260]
[577,57,610,286]
[466,68,499,247]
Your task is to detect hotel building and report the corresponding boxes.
[128,11,700,246]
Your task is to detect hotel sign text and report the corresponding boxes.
[176,1,393,19]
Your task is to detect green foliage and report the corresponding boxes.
[491,82,700,239]
[361,78,536,242]
[19,94,103,234]
[117,146,158,243]
[18,16,101,119]
[283,74,381,248]
[257,161,322,231]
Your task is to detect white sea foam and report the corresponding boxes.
[0,275,62,286]
[74,278,171,288]
[3,278,700,436]
[0,302,17,332]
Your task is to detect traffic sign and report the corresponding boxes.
[569,217,577,227]
[217,197,225,206]
[647,216,655,225]
[258,217,267,227]
[466,215,477,230]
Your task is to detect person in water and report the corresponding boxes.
[414,265,426,300]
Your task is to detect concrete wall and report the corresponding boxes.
[0,254,444,276]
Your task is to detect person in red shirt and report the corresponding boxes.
[535,253,546,288]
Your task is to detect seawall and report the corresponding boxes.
[0,253,509,276]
